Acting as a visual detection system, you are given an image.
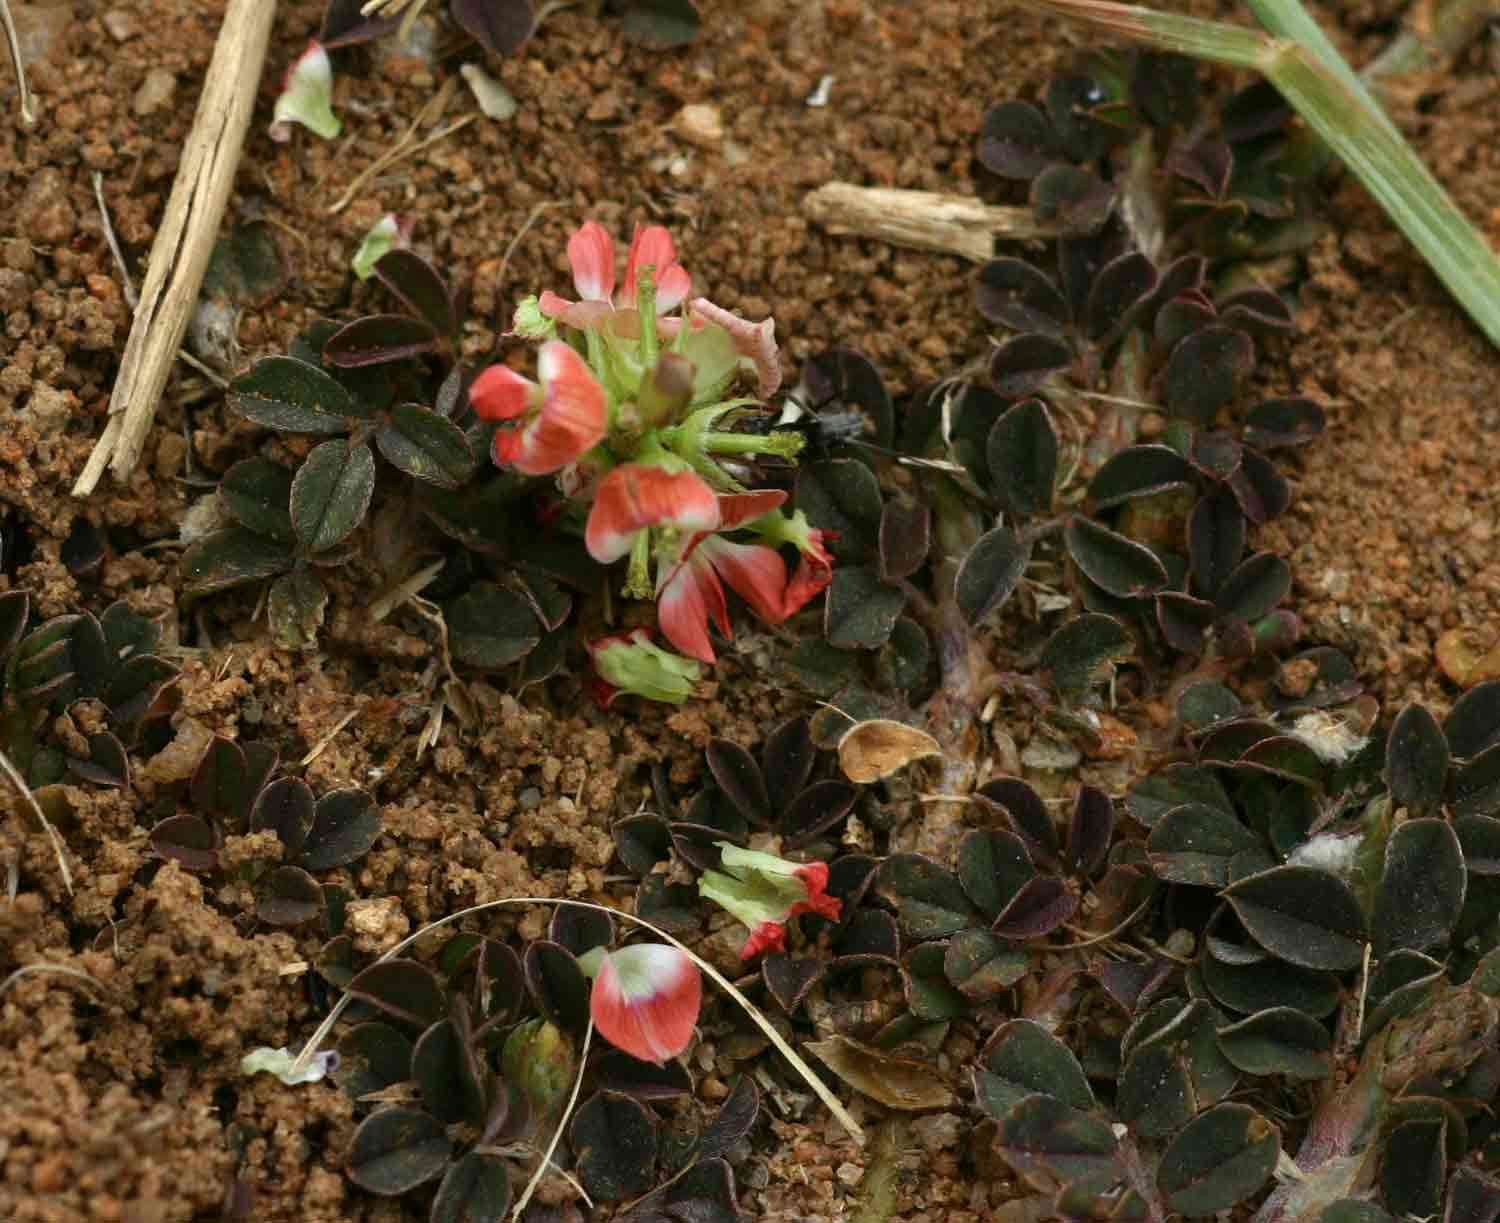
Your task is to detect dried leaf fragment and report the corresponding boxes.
[838,719,942,783]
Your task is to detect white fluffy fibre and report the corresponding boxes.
[1288,712,1369,764]
[1288,832,1363,877]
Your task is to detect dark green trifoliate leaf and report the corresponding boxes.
[1129,998,1238,1107]
[12,614,107,707]
[430,1151,512,1223]
[1216,1007,1331,1079]
[105,654,178,732]
[228,356,354,433]
[762,954,823,1013]
[1445,681,1500,760]
[781,779,859,849]
[1147,803,1261,887]
[1087,251,1158,341]
[524,941,590,1033]
[976,776,1059,865]
[220,458,295,542]
[1088,444,1195,507]
[149,813,218,871]
[954,525,1030,625]
[250,776,313,859]
[1116,1037,1194,1138]
[1214,552,1291,623]
[975,1019,1095,1120]
[956,828,1035,920]
[1164,326,1254,423]
[1381,1118,1446,1220]
[376,403,476,488]
[1457,815,1500,875]
[993,1094,1119,1185]
[975,257,1069,334]
[1065,516,1168,598]
[986,399,1058,514]
[413,1017,487,1126]
[825,566,904,650]
[987,334,1071,400]
[181,527,297,596]
[1454,745,1500,817]
[1177,680,1243,730]
[290,439,376,552]
[267,569,327,649]
[323,314,439,368]
[1030,163,1114,235]
[446,584,541,669]
[1373,817,1465,957]
[1445,1165,1500,1223]
[334,1022,413,1101]
[1157,1104,1279,1217]
[346,1108,451,1196]
[1244,397,1326,449]
[977,100,1056,179]
[1223,866,1366,971]
[255,864,324,925]
[346,959,446,1028]
[785,637,859,697]
[943,929,1027,1001]
[1041,612,1131,694]
[68,731,130,788]
[190,735,248,823]
[302,789,381,871]
[796,459,883,561]
[877,498,930,582]
[1126,764,1233,829]
[877,854,978,940]
[1200,936,1341,1019]
[1157,591,1215,656]
[1364,949,1444,1037]
[705,738,770,827]
[571,1091,659,1201]
[1387,703,1449,813]
[903,943,968,1020]
[1188,484,1245,599]
[878,617,931,694]
[372,248,458,337]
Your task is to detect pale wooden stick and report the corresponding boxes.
[72,0,276,497]
[1,0,36,128]
[803,182,1056,262]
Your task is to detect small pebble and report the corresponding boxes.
[102,8,139,41]
[132,68,177,117]
[672,103,723,149]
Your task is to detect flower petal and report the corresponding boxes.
[717,490,787,532]
[689,298,782,398]
[568,220,615,303]
[585,465,721,563]
[470,363,538,421]
[740,921,787,960]
[783,529,835,617]
[700,536,788,625]
[502,342,608,476]
[621,224,687,308]
[657,549,724,664]
[591,944,702,1064]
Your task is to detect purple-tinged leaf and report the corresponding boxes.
[150,814,218,871]
[977,777,1058,865]
[371,248,457,336]
[1229,447,1292,523]
[1030,164,1114,236]
[878,497,931,582]
[1218,287,1295,336]
[1214,552,1290,623]
[706,738,771,827]
[986,399,1058,515]
[1041,613,1132,694]
[1065,515,1168,598]
[1157,591,1215,655]
[451,0,535,55]
[954,525,1030,625]
[1386,703,1449,814]
[347,959,446,1028]
[762,955,824,1013]
[975,258,1068,334]
[993,874,1078,939]
[1068,786,1114,877]
[1189,484,1247,599]
[1086,250,1158,341]
[323,314,439,368]
[347,1108,450,1196]
[988,332,1072,399]
[1088,444,1195,507]
[1164,325,1253,422]
[1244,397,1325,449]
[977,100,1057,180]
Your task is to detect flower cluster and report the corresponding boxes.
[474,222,835,699]
[699,843,842,959]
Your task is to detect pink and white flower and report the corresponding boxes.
[536,221,692,331]
[655,491,788,663]
[471,340,608,476]
[584,464,721,564]
[587,944,702,1064]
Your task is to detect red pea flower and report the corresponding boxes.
[754,508,835,617]
[698,843,842,961]
[538,221,691,330]
[585,464,721,564]
[656,491,788,663]
[471,340,607,476]
[585,943,702,1064]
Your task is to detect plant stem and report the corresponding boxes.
[1013,0,1500,350]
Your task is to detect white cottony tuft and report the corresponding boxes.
[1288,711,1368,764]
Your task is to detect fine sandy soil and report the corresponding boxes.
[0,0,1497,1219]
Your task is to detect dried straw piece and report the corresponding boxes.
[73,0,276,497]
[803,181,1054,262]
